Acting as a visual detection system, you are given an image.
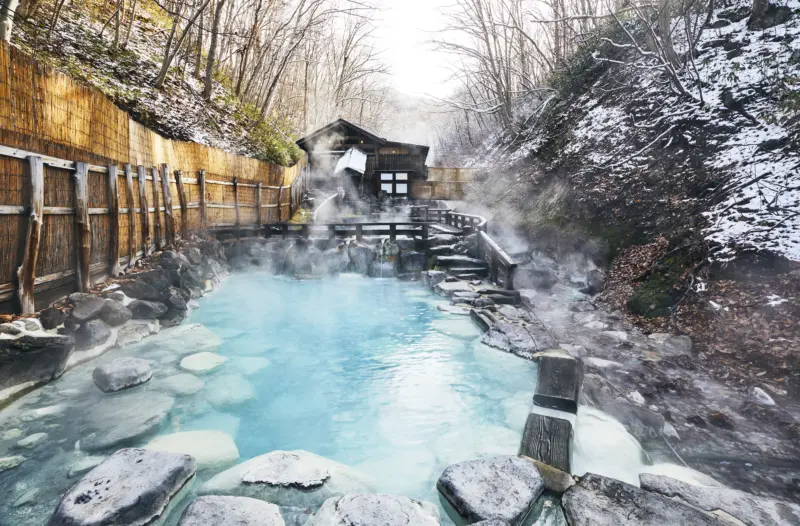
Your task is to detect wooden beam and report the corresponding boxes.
[107,164,121,277]
[255,183,262,227]
[124,164,137,268]
[174,170,188,240]
[16,156,44,314]
[160,164,175,246]
[137,166,151,256]
[73,162,91,292]
[519,413,572,473]
[199,169,207,229]
[151,166,163,251]
[534,355,584,414]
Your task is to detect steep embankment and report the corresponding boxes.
[11,1,301,165]
[470,0,800,392]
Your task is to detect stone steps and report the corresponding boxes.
[434,255,487,268]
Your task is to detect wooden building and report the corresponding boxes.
[296,119,429,199]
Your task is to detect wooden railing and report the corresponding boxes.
[477,231,517,290]
[265,222,430,241]
[444,212,487,234]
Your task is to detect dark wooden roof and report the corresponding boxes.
[296,118,429,157]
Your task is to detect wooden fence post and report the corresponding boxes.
[199,169,207,229]
[151,166,163,251]
[124,164,136,268]
[233,177,240,232]
[174,170,188,240]
[73,162,91,292]
[137,166,151,256]
[276,184,283,223]
[17,156,44,313]
[356,224,363,242]
[255,183,262,228]
[160,164,175,246]
[107,164,121,276]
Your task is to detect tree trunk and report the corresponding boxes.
[203,0,225,100]
[0,0,20,43]
[193,6,203,79]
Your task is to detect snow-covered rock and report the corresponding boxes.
[179,496,285,526]
[180,352,228,374]
[92,357,152,393]
[146,430,239,470]
[309,494,440,525]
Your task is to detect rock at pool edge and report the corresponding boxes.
[92,357,153,393]
[178,496,285,526]
[309,494,440,525]
[48,448,196,526]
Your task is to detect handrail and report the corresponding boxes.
[477,230,517,290]
[444,211,487,233]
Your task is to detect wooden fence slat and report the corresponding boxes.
[174,170,188,240]
[160,164,175,247]
[73,162,91,292]
[124,164,137,268]
[256,183,262,227]
[233,177,240,233]
[151,165,163,251]
[276,185,283,222]
[199,169,207,229]
[137,166,151,256]
[108,164,121,277]
[17,156,44,313]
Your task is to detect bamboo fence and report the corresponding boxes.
[411,168,474,200]
[0,44,308,313]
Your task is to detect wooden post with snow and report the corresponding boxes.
[174,170,188,240]
[199,169,207,229]
[151,165,163,251]
[73,162,91,292]
[16,156,43,313]
[160,164,175,247]
[124,164,137,268]
[107,164,121,276]
[137,165,151,256]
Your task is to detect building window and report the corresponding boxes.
[378,173,409,196]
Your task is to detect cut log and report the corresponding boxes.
[73,162,91,292]
[174,170,188,239]
[107,164,121,277]
[17,156,44,314]
[519,413,572,472]
[137,166,151,256]
[124,164,137,268]
[160,164,174,246]
[199,169,207,229]
[534,355,583,414]
[151,166,163,251]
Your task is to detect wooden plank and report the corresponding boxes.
[519,413,572,473]
[0,205,25,214]
[73,162,91,292]
[0,144,107,173]
[233,177,240,234]
[533,355,584,414]
[124,164,137,268]
[160,164,175,247]
[151,165,163,251]
[276,185,283,222]
[199,169,207,229]
[89,208,110,215]
[138,166,151,256]
[107,164,121,277]
[16,156,44,314]
[255,183,262,227]
[174,170,188,240]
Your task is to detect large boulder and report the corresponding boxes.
[40,306,68,330]
[159,287,189,328]
[179,496,285,526]
[309,494,440,525]
[437,456,544,525]
[422,270,447,288]
[349,243,377,274]
[133,269,172,291]
[81,391,175,451]
[74,319,112,351]
[146,430,239,470]
[481,322,556,359]
[640,474,800,526]
[0,333,74,394]
[70,296,106,323]
[48,448,196,526]
[98,300,133,327]
[200,450,373,508]
[128,300,168,319]
[120,280,163,301]
[562,474,723,525]
[400,251,426,273]
[92,357,153,393]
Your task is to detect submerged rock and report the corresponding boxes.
[48,448,196,526]
[180,352,228,374]
[147,430,239,470]
[179,496,285,526]
[17,432,48,448]
[437,456,544,525]
[92,357,153,393]
[206,374,256,408]
[116,320,159,347]
[160,373,204,396]
[640,473,800,526]
[67,455,106,478]
[0,455,26,472]
[150,323,222,355]
[81,391,174,451]
[562,473,722,525]
[200,450,373,508]
[309,494,440,525]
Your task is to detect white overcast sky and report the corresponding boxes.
[373,0,455,98]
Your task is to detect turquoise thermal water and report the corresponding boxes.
[189,273,539,520]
